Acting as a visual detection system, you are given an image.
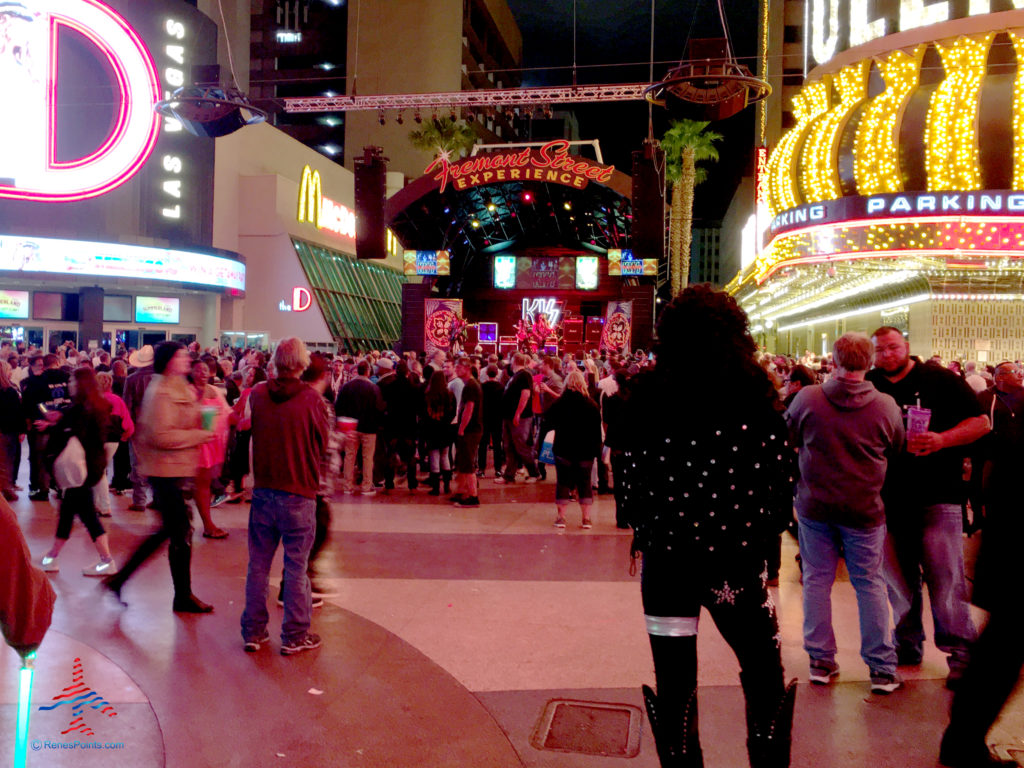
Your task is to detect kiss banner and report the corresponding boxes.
[424,298,463,357]
[601,300,632,354]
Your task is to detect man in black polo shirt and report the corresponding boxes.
[496,352,539,484]
[867,327,988,689]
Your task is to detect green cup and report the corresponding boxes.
[200,405,218,431]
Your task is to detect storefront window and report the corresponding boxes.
[292,238,406,351]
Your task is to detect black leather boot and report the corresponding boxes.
[441,470,451,495]
[427,473,440,496]
[741,673,797,768]
[642,684,703,767]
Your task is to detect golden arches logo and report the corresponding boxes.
[298,165,322,227]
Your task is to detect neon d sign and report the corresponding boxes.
[0,0,161,202]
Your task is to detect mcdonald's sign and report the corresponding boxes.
[297,164,356,241]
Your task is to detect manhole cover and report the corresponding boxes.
[530,699,642,758]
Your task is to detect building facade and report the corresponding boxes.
[731,1,1024,363]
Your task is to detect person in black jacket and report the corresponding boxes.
[601,368,631,529]
[0,359,25,501]
[543,370,602,529]
[336,360,385,495]
[20,354,70,501]
[478,365,505,478]
[37,368,118,577]
[621,285,797,768]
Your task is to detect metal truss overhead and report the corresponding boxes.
[282,83,650,113]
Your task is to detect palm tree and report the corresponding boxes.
[661,119,722,295]
[408,117,478,160]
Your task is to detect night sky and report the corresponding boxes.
[503,0,761,221]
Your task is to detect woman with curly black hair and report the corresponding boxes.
[621,284,797,768]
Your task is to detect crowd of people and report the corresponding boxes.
[1,283,1020,767]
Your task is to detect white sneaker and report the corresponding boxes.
[40,555,59,572]
[83,559,118,577]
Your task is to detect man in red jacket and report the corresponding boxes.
[0,497,56,656]
[240,338,328,656]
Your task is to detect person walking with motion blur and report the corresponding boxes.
[38,368,118,577]
[188,359,230,539]
[93,372,133,518]
[103,342,215,613]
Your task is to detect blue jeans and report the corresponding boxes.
[882,502,976,670]
[798,518,897,675]
[241,488,316,644]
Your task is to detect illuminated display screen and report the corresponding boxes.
[575,256,599,289]
[0,290,29,319]
[103,295,133,322]
[0,235,245,291]
[494,256,516,289]
[135,296,180,324]
[33,292,77,321]
[607,249,657,276]
[403,250,451,276]
[477,322,497,343]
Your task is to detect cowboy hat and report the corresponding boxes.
[128,345,155,368]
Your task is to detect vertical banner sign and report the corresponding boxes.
[601,300,633,354]
[424,298,463,357]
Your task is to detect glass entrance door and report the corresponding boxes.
[47,329,77,352]
[141,330,167,347]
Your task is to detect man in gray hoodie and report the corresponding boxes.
[785,332,905,695]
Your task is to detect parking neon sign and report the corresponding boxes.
[0,0,161,202]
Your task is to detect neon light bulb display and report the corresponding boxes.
[0,0,161,202]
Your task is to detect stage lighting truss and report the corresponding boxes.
[282,83,650,113]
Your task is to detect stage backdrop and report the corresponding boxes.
[424,298,463,357]
[602,300,632,354]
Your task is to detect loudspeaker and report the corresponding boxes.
[355,146,388,259]
[631,140,666,262]
[465,325,479,349]
[585,316,605,345]
[499,336,518,355]
[563,318,583,343]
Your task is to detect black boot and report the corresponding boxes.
[642,684,703,767]
[441,470,451,495]
[427,473,440,496]
[644,633,702,767]
[741,672,796,768]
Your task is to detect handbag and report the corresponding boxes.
[54,436,88,490]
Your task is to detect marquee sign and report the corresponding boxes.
[806,0,1012,68]
[424,140,615,194]
[768,191,1024,240]
[0,234,245,291]
[297,165,357,242]
[0,0,161,202]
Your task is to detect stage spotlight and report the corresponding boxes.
[377,110,386,126]
[487,201,497,212]
[522,191,533,203]
[471,219,481,228]
[396,111,404,125]
[563,201,572,210]
[414,110,422,124]
[450,107,458,121]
